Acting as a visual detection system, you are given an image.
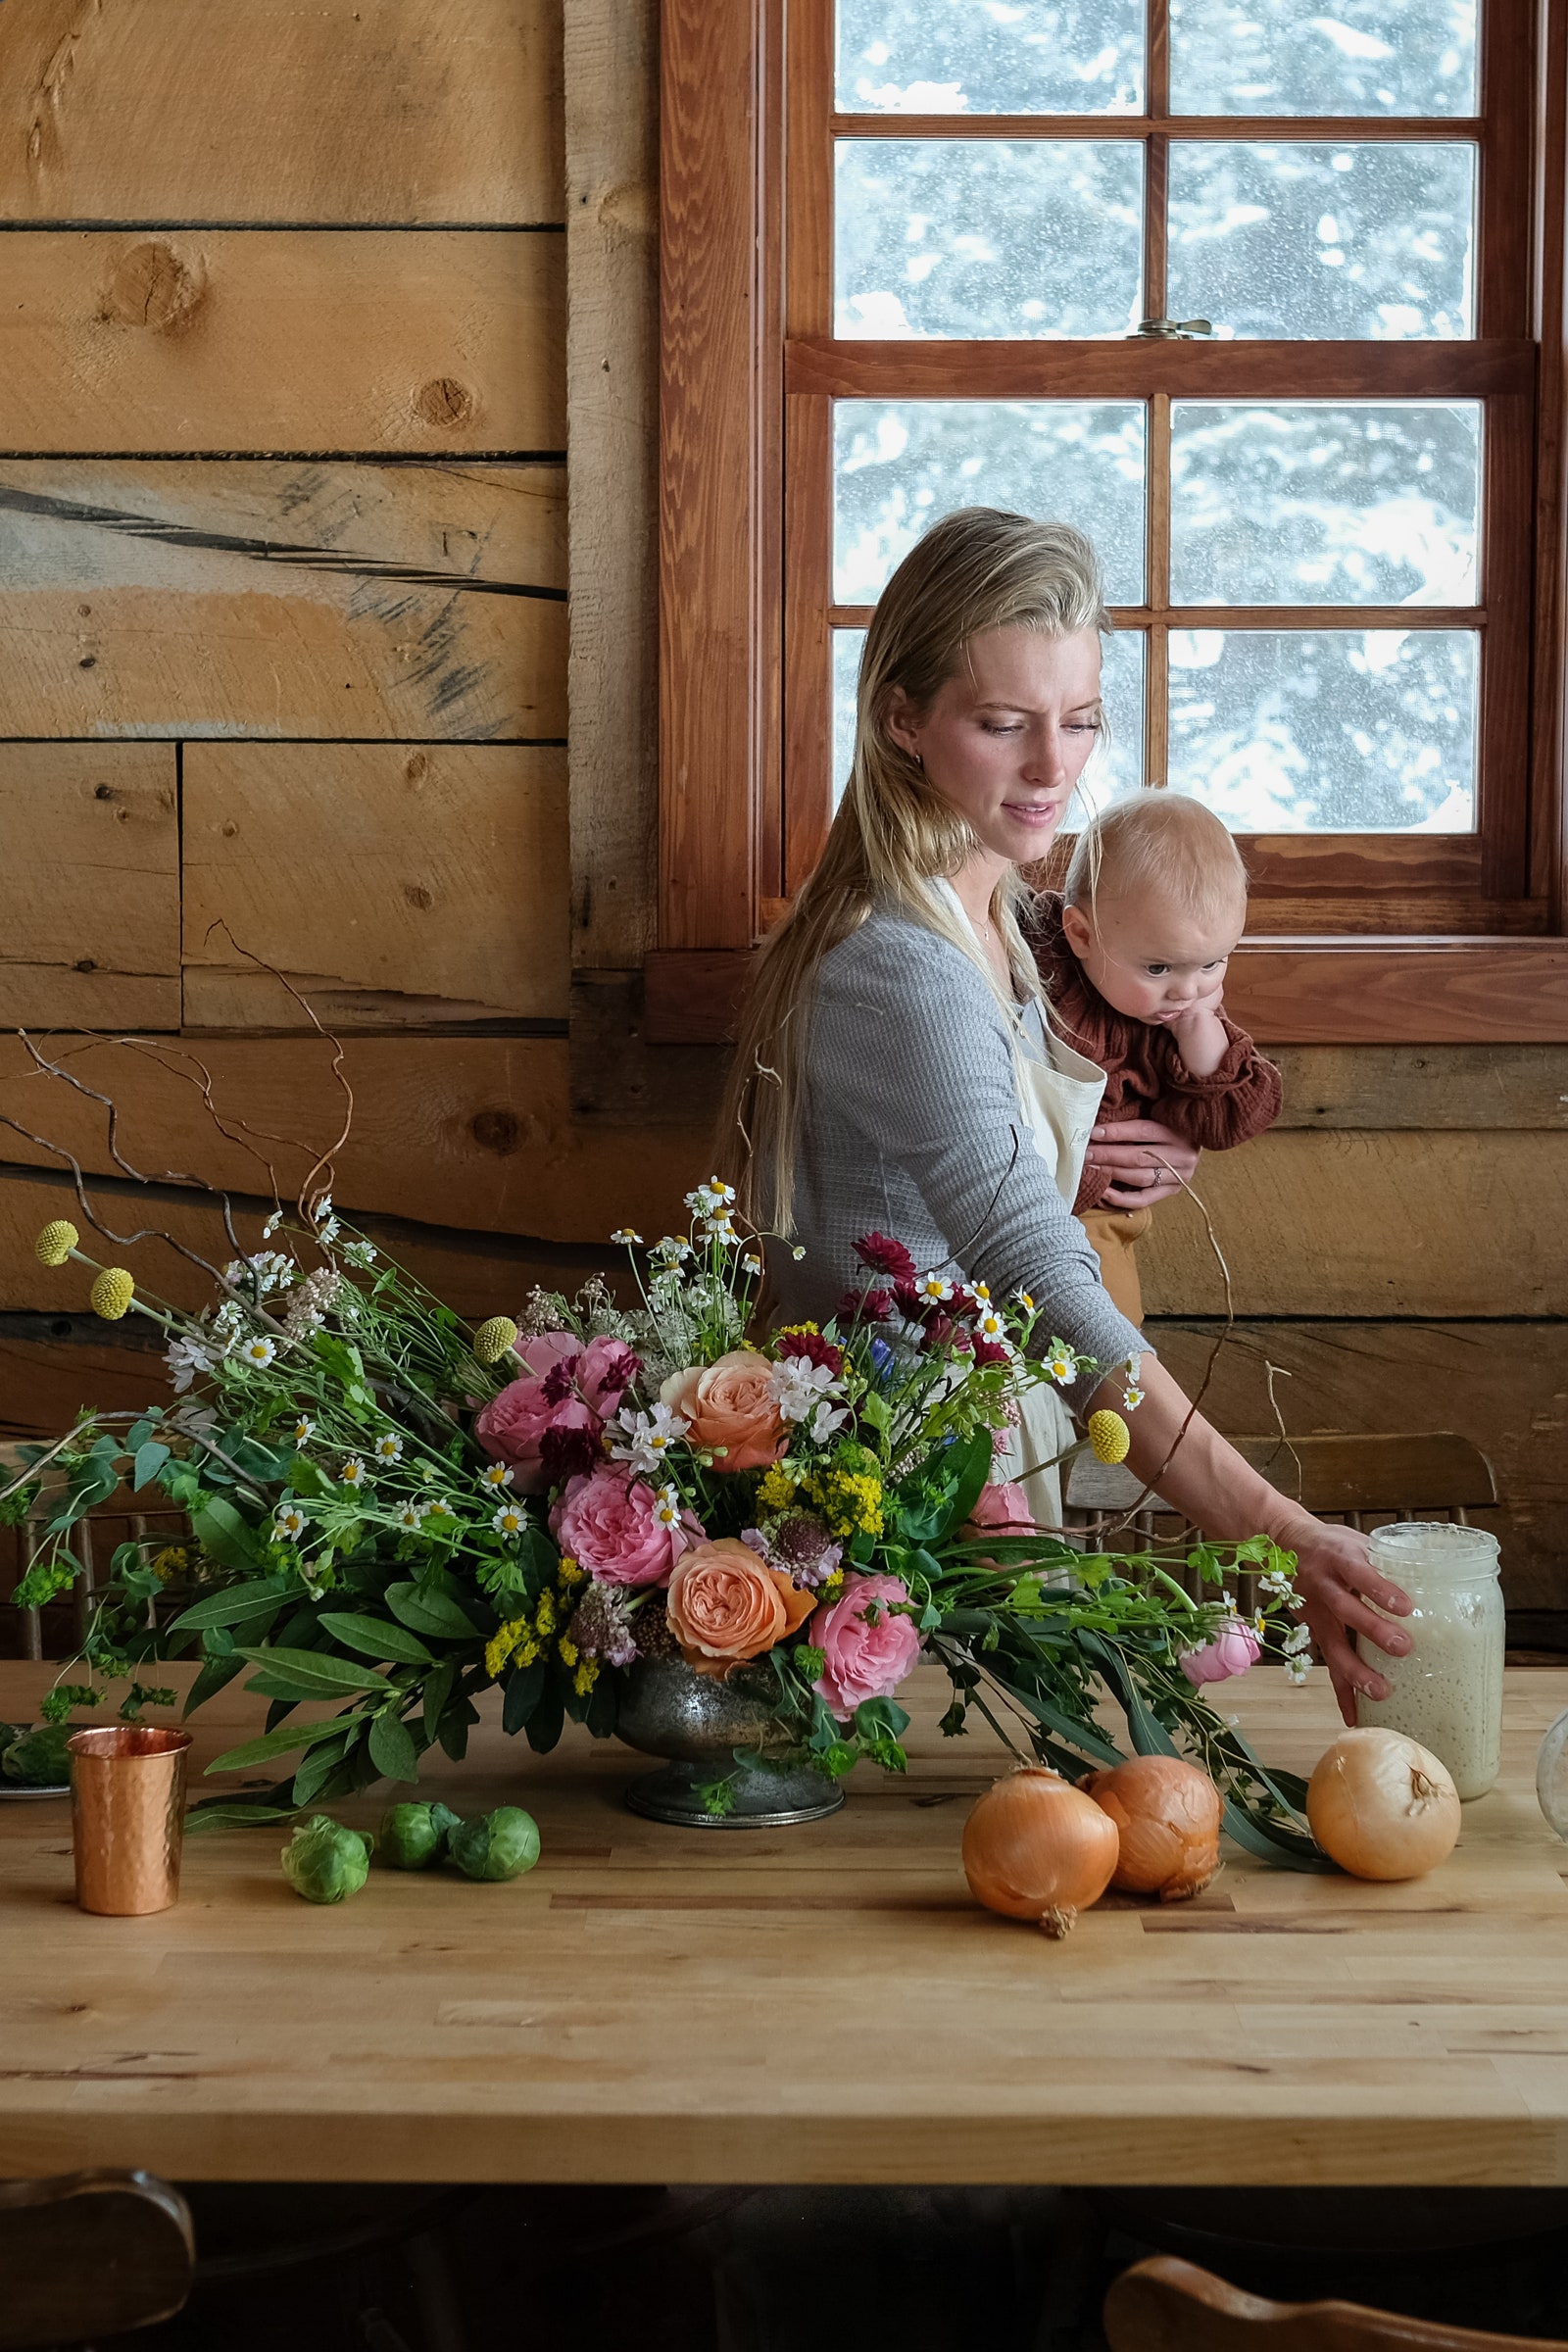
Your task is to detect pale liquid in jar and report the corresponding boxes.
[1354,1521,1503,1800]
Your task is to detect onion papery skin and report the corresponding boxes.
[962,1765,1119,1938]
[1306,1728,1461,1882]
[1081,1754,1223,1902]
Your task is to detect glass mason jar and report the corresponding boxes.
[1354,1522,1504,1800]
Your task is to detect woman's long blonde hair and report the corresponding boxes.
[718,507,1110,1230]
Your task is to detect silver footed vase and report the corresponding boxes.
[615,1654,844,1828]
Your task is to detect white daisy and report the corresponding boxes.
[396,1502,424,1531]
[1123,1386,1146,1411]
[611,1226,643,1246]
[915,1273,953,1303]
[292,1416,315,1444]
[339,1457,368,1488]
[371,1433,404,1463]
[272,1505,306,1541]
[480,1461,514,1490]
[491,1502,526,1538]
[238,1336,277,1370]
[652,1484,684,1530]
[1046,1348,1076,1386]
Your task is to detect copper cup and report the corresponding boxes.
[68,1726,193,1916]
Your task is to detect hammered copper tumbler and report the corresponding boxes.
[68,1726,192,1916]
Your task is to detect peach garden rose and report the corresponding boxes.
[666,1540,817,1678]
[660,1349,787,1473]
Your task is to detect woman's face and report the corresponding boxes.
[887,625,1104,868]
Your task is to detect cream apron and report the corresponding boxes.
[936,886,1106,1534]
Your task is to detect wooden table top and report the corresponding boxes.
[4,1659,1568,2186]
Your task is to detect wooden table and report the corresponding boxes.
[4,1660,1568,2186]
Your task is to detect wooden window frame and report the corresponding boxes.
[651,0,1568,1044]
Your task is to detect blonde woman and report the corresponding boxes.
[722,508,1409,1724]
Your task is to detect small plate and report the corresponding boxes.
[0,1782,70,1800]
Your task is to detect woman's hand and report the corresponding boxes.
[1287,1518,1414,1726]
[1084,1118,1199,1209]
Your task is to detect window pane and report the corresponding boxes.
[837,0,1144,115]
[1170,0,1476,118]
[831,625,1144,808]
[1170,403,1480,605]
[1167,143,1474,339]
[834,402,1146,603]
[835,140,1144,338]
[1166,628,1476,829]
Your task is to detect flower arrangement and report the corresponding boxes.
[8,1182,1321,1862]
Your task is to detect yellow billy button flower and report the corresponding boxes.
[1088,1409,1131,1465]
[34,1220,78,1267]
[90,1267,135,1321]
[472,1315,519,1365]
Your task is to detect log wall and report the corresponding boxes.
[0,0,1561,1633]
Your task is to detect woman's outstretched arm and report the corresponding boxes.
[1091,1356,1412,1725]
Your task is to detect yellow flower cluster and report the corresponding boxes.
[756,1457,884,1539]
[483,1559,589,1685]
[756,1463,798,1514]
[150,1544,197,1585]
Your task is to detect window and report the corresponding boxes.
[652,0,1568,1040]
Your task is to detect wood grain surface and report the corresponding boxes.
[3,1661,1568,2184]
[0,231,564,453]
[181,744,569,1028]
[0,744,177,1028]
[0,460,565,740]
[0,0,564,225]
[0,1033,709,1246]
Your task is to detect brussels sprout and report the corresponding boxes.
[2,1724,74,1788]
[448,1806,540,1883]
[280,1814,373,1905]
[379,1800,462,1871]
[0,1723,19,1763]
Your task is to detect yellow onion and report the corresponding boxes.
[962,1765,1119,1938]
[1081,1753,1223,1902]
[1306,1728,1461,1882]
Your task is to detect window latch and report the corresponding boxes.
[1131,317,1214,339]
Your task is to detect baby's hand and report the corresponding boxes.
[1165,992,1230,1077]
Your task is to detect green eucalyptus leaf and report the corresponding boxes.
[235,1645,392,1697]
[384,1581,479,1642]
[190,1496,263,1573]
[132,1441,171,1492]
[168,1581,290,1635]
[368,1711,419,1784]
[205,1715,365,1775]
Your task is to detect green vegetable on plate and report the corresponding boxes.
[2,1724,74,1788]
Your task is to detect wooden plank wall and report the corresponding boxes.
[0,0,709,1470]
[0,0,1561,1637]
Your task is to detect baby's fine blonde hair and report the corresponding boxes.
[1063,791,1248,927]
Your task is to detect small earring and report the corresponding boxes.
[911,751,923,769]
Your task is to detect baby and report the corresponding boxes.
[1031,791,1282,1322]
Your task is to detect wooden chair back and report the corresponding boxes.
[1103,2255,1568,2352]
[0,2171,194,2347]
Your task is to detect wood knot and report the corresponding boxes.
[98,240,208,335]
[403,882,434,911]
[415,375,478,429]
[469,1108,521,1156]
[404,751,428,783]
[93,783,114,801]
[74,957,96,973]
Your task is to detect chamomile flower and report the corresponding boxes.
[1013,1289,1035,1311]
[292,1415,316,1444]
[973,1282,991,1302]
[977,1307,1006,1341]
[396,1503,425,1531]
[915,1273,954,1303]
[237,1335,277,1370]
[742,1253,762,1276]
[480,1461,515,1490]
[423,1496,453,1520]
[1282,1622,1312,1657]
[339,1457,368,1488]
[1284,1652,1313,1685]
[1045,1346,1076,1386]
[652,1484,685,1530]
[1123,1385,1146,1411]
[611,1226,643,1246]
[371,1433,404,1464]
[271,1505,306,1542]
[491,1502,527,1538]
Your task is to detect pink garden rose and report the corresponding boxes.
[1179,1618,1262,1689]
[963,1480,1035,1538]
[810,1572,922,1723]
[477,1332,641,1492]
[550,1464,703,1589]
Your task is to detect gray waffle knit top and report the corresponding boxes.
[766,903,1149,1393]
